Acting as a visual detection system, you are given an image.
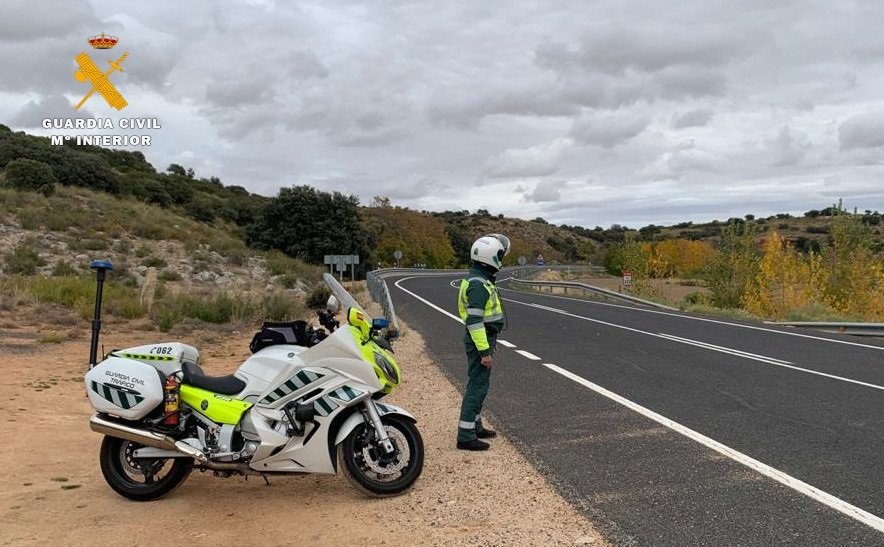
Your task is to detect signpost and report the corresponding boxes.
[393,250,402,268]
[518,255,527,266]
[324,254,360,281]
[622,270,633,291]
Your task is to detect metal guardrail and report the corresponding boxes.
[765,322,884,337]
[364,264,630,332]
[506,277,679,311]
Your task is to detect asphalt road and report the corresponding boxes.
[388,272,884,546]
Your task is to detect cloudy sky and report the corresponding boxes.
[2,0,884,228]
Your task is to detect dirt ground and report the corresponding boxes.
[0,310,604,546]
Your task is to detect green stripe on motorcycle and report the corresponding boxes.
[315,397,334,414]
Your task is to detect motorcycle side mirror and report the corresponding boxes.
[326,295,340,314]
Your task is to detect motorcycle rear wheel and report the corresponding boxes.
[339,415,424,497]
[99,435,191,501]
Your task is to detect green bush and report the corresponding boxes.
[141,256,167,268]
[0,275,145,319]
[306,285,331,308]
[4,158,56,196]
[4,244,45,275]
[52,261,78,276]
[158,269,182,282]
[68,238,109,252]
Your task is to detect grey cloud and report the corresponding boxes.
[768,126,809,167]
[654,66,726,99]
[523,180,566,203]
[672,108,713,128]
[11,95,95,127]
[569,112,650,148]
[536,26,744,76]
[839,113,884,150]
[641,144,718,180]
[286,50,329,80]
[0,0,101,42]
[483,139,572,178]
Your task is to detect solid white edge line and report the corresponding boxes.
[658,333,793,364]
[395,277,463,324]
[515,298,884,392]
[515,349,541,361]
[392,275,884,531]
[542,362,884,534]
[499,285,884,352]
[497,340,517,348]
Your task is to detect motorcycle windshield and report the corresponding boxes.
[323,273,366,317]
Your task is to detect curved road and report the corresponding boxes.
[389,272,884,546]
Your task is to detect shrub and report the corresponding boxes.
[52,261,78,277]
[68,238,109,252]
[4,244,45,275]
[158,269,182,282]
[141,256,168,268]
[306,285,331,309]
[38,331,66,344]
[3,158,56,196]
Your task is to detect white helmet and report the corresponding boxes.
[471,236,506,271]
[488,233,511,257]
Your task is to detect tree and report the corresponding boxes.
[3,158,56,196]
[247,185,370,264]
[705,221,759,308]
[50,149,120,193]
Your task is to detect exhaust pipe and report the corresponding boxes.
[90,414,208,463]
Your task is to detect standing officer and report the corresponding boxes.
[456,234,510,450]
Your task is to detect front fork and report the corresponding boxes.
[363,400,396,454]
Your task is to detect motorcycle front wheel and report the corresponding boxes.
[99,435,191,501]
[339,415,424,497]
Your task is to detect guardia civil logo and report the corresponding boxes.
[73,33,129,111]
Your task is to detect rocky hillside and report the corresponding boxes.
[0,185,323,332]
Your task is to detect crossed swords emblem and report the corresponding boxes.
[73,51,129,111]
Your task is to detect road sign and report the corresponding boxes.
[623,270,633,290]
[393,250,402,260]
[518,255,527,266]
[323,254,360,281]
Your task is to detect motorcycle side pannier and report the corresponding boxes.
[84,357,165,420]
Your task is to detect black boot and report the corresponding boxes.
[456,438,490,451]
[477,428,497,439]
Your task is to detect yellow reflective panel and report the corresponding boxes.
[179,384,252,425]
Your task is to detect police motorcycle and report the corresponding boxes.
[84,261,423,500]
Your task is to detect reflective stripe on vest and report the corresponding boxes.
[458,277,503,324]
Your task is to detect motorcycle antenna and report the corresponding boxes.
[89,260,114,368]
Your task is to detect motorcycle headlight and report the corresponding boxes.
[373,352,400,385]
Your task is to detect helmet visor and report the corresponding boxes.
[491,234,511,256]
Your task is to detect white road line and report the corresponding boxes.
[515,349,541,360]
[498,285,884,352]
[497,340,517,348]
[396,276,884,390]
[395,277,463,324]
[510,299,884,392]
[658,333,794,365]
[542,362,884,534]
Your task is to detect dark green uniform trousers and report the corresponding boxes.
[457,330,496,442]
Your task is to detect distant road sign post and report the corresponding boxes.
[393,250,402,268]
[324,254,360,281]
[518,256,527,266]
[622,270,633,291]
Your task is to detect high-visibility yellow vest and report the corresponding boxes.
[458,276,503,351]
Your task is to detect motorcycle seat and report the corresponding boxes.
[182,361,246,396]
